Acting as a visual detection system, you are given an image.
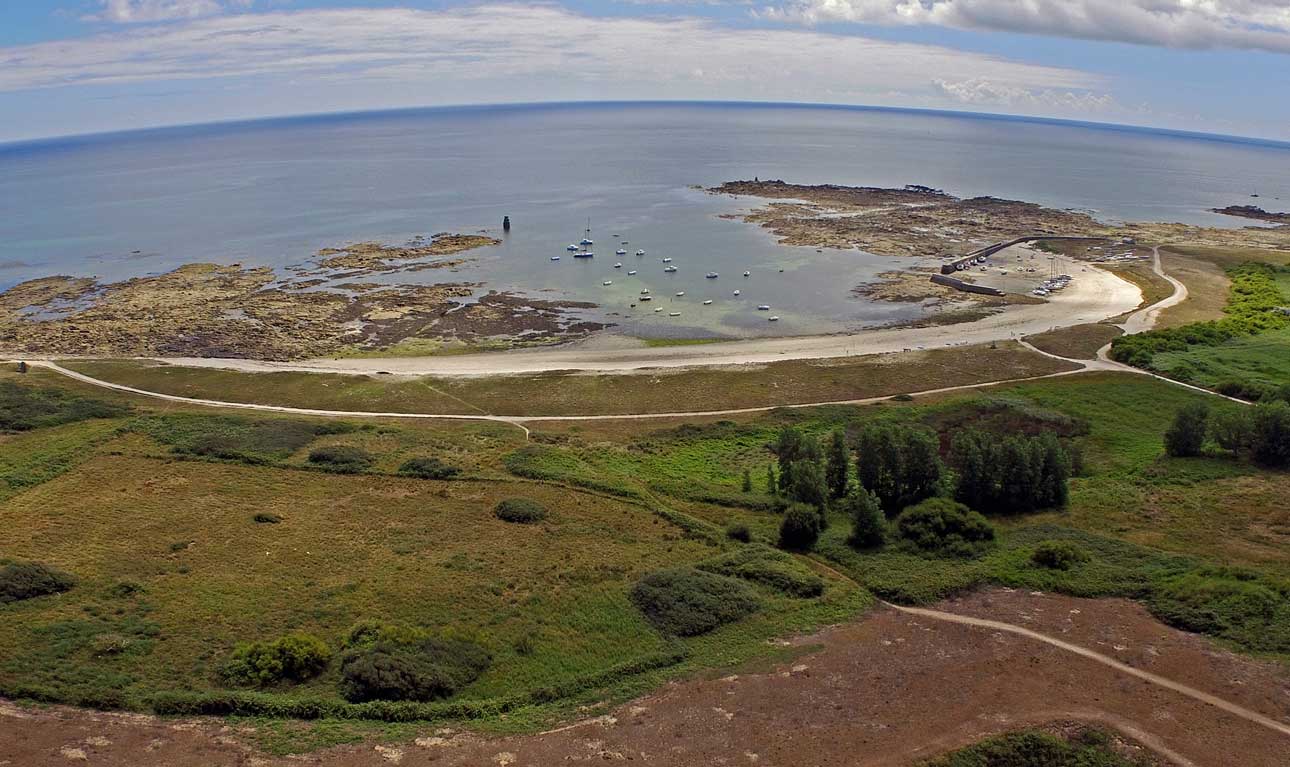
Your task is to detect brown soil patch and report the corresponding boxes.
[1155,250,1231,327]
[4,589,1287,766]
[1025,323,1124,359]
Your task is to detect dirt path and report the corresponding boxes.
[1119,247,1189,335]
[4,590,1288,766]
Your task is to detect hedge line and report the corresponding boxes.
[148,644,687,721]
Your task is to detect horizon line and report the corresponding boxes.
[3,99,1290,152]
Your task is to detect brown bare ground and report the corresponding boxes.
[1024,323,1124,359]
[4,589,1288,766]
[1155,250,1231,327]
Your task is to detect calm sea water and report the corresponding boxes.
[3,102,1288,339]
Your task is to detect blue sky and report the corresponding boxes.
[1,0,1288,143]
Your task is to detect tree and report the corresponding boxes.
[1164,403,1209,457]
[774,427,821,495]
[855,424,943,515]
[1210,408,1253,454]
[788,459,828,512]
[841,485,885,549]
[950,429,1070,515]
[741,468,752,493]
[1035,433,1071,509]
[950,431,990,511]
[825,429,851,499]
[778,503,821,551]
[766,464,777,496]
[1249,401,1290,468]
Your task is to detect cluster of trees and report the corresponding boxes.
[765,422,1072,554]
[949,430,1070,515]
[1165,400,1290,468]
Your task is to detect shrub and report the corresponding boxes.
[0,381,128,432]
[307,445,373,473]
[777,503,821,551]
[397,457,462,479]
[253,512,282,524]
[494,498,547,524]
[338,636,492,703]
[0,561,76,603]
[698,545,824,598]
[725,522,752,543]
[1210,408,1253,453]
[629,568,761,636]
[1249,401,1290,468]
[1030,540,1091,570]
[221,633,332,688]
[894,498,995,558]
[924,728,1138,767]
[1163,402,1208,457]
[1149,567,1290,653]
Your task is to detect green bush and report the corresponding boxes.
[1030,540,1091,571]
[725,522,752,543]
[777,503,821,551]
[894,498,995,558]
[1249,401,1290,468]
[338,637,491,703]
[923,727,1138,766]
[307,445,373,473]
[0,382,128,432]
[494,498,547,524]
[0,561,76,603]
[220,633,332,688]
[698,545,824,598]
[1149,567,1290,653]
[629,567,761,636]
[1163,402,1208,457]
[397,457,462,479]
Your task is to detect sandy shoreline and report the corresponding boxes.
[129,260,1140,376]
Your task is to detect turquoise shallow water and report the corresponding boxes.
[2,102,1288,339]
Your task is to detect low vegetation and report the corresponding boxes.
[923,727,1146,767]
[493,497,547,524]
[894,498,996,558]
[628,568,762,637]
[339,632,492,703]
[697,545,825,598]
[306,445,374,473]
[0,380,127,432]
[0,561,76,604]
[221,633,332,688]
[397,456,461,479]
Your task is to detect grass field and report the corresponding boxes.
[63,341,1079,417]
[4,362,1289,751]
[1152,326,1290,394]
[1156,250,1230,327]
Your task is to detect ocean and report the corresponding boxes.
[2,101,1288,338]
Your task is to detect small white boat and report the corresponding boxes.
[616,249,627,255]
[654,307,663,312]
[603,280,613,286]
[635,249,645,256]
[580,238,593,246]
[551,255,560,261]
[743,271,750,277]
[669,312,681,317]
[641,288,650,294]
[627,270,637,275]
[768,316,780,321]
[622,240,629,245]
[664,266,677,273]
[675,291,685,296]
[614,262,623,268]
[705,272,718,279]
[640,295,652,301]
[662,257,673,263]
[757,305,770,311]
[566,244,578,252]
[732,289,741,296]
[702,299,713,305]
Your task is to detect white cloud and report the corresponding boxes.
[932,79,1114,111]
[91,0,228,23]
[0,4,1104,114]
[763,0,1290,54]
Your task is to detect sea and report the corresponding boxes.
[2,101,1288,339]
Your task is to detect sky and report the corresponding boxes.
[1,0,1288,144]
